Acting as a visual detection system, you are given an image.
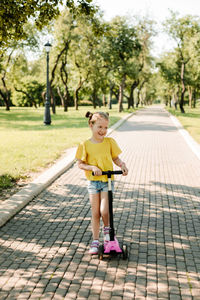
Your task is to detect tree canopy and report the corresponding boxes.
[157,12,200,111]
[1,4,200,113]
[0,0,95,48]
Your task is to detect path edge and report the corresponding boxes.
[168,110,200,161]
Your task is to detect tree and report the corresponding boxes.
[41,6,105,112]
[157,51,180,105]
[0,52,12,110]
[163,12,200,113]
[14,80,44,107]
[0,0,96,49]
[102,17,141,112]
[127,17,155,108]
[0,23,39,110]
[44,9,76,113]
[69,13,106,108]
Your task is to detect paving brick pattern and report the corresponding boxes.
[0,106,200,299]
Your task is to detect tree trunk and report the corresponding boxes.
[108,82,114,110]
[128,88,134,109]
[193,89,196,108]
[63,98,68,112]
[0,89,10,110]
[188,86,192,108]
[136,88,141,107]
[74,80,85,111]
[57,86,69,112]
[1,76,11,110]
[74,79,82,110]
[57,86,64,106]
[118,75,126,112]
[136,79,146,107]
[74,89,79,111]
[179,94,185,113]
[102,94,107,107]
[65,87,70,112]
[179,62,185,113]
[50,87,56,114]
[128,80,139,109]
[49,42,70,115]
[174,88,179,110]
[92,88,97,109]
[0,51,14,111]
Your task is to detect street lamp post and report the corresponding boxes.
[44,42,52,125]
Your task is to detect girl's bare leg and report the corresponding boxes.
[89,193,101,240]
[100,191,109,227]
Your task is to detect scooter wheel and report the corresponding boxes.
[98,244,104,260]
[122,244,128,260]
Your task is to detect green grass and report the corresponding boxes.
[167,102,200,144]
[1,103,199,194]
[0,105,135,192]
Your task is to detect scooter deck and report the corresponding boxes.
[103,237,122,254]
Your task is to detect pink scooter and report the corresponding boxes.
[93,170,128,260]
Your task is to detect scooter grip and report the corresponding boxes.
[110,170,123,175]
[92,170,123,176]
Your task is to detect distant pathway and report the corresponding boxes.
[0,106,200,299]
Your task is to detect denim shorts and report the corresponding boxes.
[87,180,114,195]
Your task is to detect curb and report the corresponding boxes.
[0,148,76,227]
[0,111,135,227]
[169,112,200,161]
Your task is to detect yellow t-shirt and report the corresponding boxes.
[75,137,122,182]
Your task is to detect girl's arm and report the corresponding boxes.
[113,157,128,176]
[77,159,102,176]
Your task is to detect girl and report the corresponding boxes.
[75,111,128,254]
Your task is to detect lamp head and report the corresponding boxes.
[44,42,52,53]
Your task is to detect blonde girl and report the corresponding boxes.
[75,111,128,254]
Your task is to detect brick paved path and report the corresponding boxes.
[0,106,200,300]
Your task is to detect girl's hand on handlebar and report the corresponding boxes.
[120,163,128,176]
[92,166,102,176]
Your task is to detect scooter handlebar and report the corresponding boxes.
[92,170,123,176]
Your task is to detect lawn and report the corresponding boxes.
[1,103,199,193]
[0,105,134,191]
[167,102,200,144]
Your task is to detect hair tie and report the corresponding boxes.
[85,111,93,119]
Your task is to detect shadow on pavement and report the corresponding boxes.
[117,121,178,132]
[0,178,199,298]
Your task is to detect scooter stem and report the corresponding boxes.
[92,170,123,241]
[107,174,115,241]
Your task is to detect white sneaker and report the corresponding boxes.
[103,227,110,242]
[89,240,99,255]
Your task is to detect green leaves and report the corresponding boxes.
[0,0,96,49]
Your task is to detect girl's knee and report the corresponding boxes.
[92,211,101,220]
